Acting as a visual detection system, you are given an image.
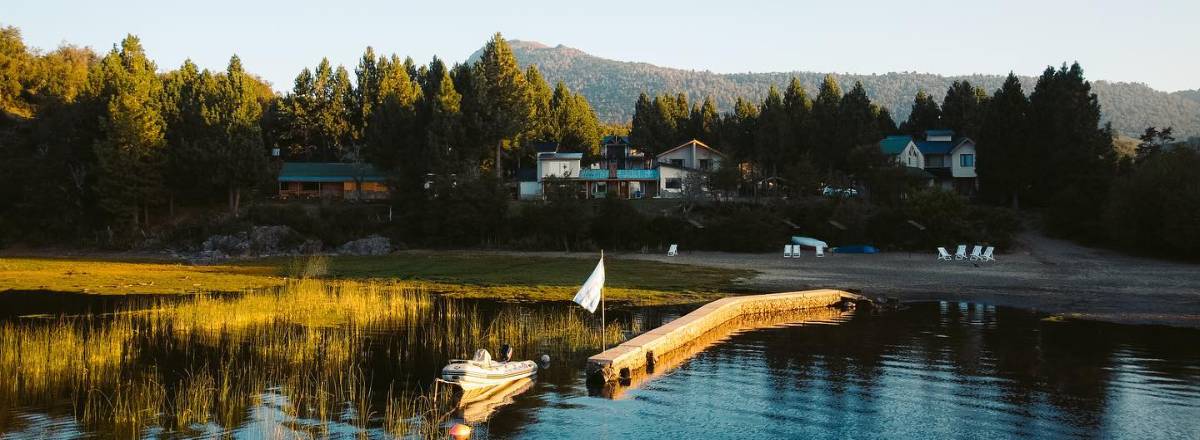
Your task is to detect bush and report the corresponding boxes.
[1105,148,1200,258]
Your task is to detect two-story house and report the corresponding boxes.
[656,139,725,197]
[915,130,977,194]
[579,136,660,199]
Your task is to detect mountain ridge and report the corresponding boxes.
[469,40,1200,138]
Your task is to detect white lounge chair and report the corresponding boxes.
[968,245,983,261]
[667,244,678,257]
[792,246,802,258]
[783,244,793,258]
[815,246,825,258]
[981,246,995,262]
[954,245,968,260]
[937,247,953,261]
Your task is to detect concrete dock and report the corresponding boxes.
[586,289,866,384]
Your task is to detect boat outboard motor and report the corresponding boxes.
[498,344,513,362]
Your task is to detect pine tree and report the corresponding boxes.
[212,55,268,216]
[836,81,882,171]
[782,77,814,174]
[523,64,554,143]
[901,90,942,136]
[422,57,463,176]
[755,85,787,176]
[942,80,987,138]
[366,54,422,174]
[976,73,1029,207]
[551,82,601,154]
[688,96,719,143]
[629,92,656,150]
[353,46,381,143]
[472,33,532,177]
[811,74,843,172]
[1029,62,1116,239]
[90,34,166,232]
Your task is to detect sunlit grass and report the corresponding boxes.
[0,256,629,437]
[0,252,752,305]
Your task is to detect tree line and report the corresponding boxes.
[0,28,602,243]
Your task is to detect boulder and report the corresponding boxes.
[337,235,391,256]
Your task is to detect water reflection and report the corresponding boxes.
[486,302,1200,440]
[1,290,1197,439]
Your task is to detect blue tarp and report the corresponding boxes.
[832,245,879,254]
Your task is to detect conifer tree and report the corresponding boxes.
[811,74,843,172]
[901,90,942,136]
[688,96,719,143]
[755,85,787,176]
[212,55,268,216]
[942,80,987,138]
[90,34,166,231]
[629,92,656,150]
[551,82,601,154]
[472,33,532,177]
[353,46,381,142]
[523,64,554,143]
[976,73,1029,207]
[1029,63,1115,239]
[422,58,463,176]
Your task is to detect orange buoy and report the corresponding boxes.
[448,423,472,439]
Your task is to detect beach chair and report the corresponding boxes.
[981,246,995,262]
[968,245,983,261]
[792,246,802,258]
[783,244,793,258]
[667,244,678,257]
[815,246,825,258]
[954,245,968,260]
[937,247,953,261]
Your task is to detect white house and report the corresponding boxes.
[915,130,977,194]
[879,135,925,169]
[656,140,725,197]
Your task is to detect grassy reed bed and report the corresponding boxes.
[0,257,627,438]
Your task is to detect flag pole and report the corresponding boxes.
[600,249,606,351]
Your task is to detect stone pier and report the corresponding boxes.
[586,289,867,384]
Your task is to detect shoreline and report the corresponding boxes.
[3,231,1198,328]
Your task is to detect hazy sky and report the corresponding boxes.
[7,0,1199,92]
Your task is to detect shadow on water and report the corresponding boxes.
[0,287,1198,440]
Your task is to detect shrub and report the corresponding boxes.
[1105,148,1200,258]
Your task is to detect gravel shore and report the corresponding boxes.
[507,232,1200,328]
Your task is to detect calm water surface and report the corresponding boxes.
[1,296,1197,439]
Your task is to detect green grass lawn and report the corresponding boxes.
[0,252,754,305]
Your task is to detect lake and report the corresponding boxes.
[0,285,1197,439]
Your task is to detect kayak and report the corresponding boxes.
[790,236,828,249]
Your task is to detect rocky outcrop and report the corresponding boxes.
[336,235,391,256]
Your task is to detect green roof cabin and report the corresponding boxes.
[277,162,389,200]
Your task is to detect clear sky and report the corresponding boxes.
[7,0,1199,92]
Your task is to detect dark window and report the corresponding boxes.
[699,159,712,170]
[960,154,975,167]
[301,182,319,191]
[670,159,684,168]
[665,178,682,189]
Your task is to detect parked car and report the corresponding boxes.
[820,186,859,198]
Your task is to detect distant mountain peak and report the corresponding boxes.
[465,40,1200,137]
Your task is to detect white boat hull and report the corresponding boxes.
[441,360,538,391]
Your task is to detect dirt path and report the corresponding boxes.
[495,232,1200,328]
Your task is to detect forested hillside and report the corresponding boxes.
[480,41,1200,137]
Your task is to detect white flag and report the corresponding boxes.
[572,258,605,313]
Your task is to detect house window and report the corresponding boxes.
[926,155,945,168]
[960,154,975,167]
[670,159,684,168]
[699,159,712,170]
[665,178,682,190]
[301,182,319,191]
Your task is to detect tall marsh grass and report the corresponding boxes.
[0,257,626,437]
